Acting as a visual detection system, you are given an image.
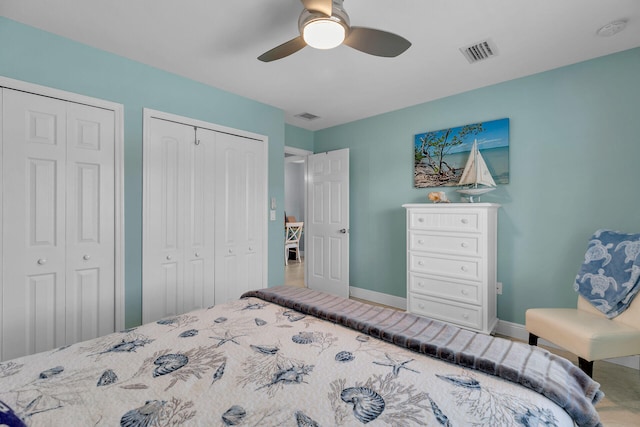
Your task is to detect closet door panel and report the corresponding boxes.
[66,103,115,342]
[215,133,264,301]
[183,128,216,311]
[2,90,67,361]
[144,119,191,322]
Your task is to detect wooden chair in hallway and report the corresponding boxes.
[285,222,303,266]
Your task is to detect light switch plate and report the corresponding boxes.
[270,210,276,221]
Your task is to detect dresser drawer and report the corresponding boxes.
[409,273,480,305]
[409,210,480,232]
[409,231,481,257]
[409,293,482,330]
[409,253,481,281]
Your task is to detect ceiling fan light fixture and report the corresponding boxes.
[303,19,346,49]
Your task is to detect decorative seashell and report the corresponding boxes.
[254,318,267,326]
[153,353,188,377]
[242,303,266,310]
[436,374,481,389]
[212,362,226,383]
[250,345,279,355]
[222,405,246,426]
[214,317,228,323]
[179,329,198,338]
[356,335,370,342]
[121,400,165,427]
[292,332,315,344]
[335,351,355,362]
[156,317,177,325]
[341,387,385,424]
[39,366,64,379]
[295,411,319,427]
[97,369,118,386]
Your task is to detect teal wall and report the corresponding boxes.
[0,18,286,328]
[285,124,314,151]
[315,48,640,324]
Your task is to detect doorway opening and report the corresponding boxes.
[284,146,311,287]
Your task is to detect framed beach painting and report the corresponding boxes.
[414,118,510,188]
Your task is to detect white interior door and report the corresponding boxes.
[306,148,350,298]
[1,88,116,361]
[143,119,216,323]
[214,132,266,303]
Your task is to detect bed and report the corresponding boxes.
[0,286,603,426]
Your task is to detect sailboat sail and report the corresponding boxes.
[458,140,496,187]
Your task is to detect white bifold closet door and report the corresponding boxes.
[143,119,216,323]
[143,115,266,322]
[1,88,116,361]
[214,132,265,304]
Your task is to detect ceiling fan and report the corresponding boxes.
[258,0,411,62]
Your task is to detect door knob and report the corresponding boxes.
[338,228,347,234]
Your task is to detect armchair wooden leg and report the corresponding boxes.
[578,358,594,378]
[528,333,539,346]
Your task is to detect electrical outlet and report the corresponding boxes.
[496,282,503,295]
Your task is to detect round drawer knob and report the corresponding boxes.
[418,303,425,309]
[249,246,253,251]
[166,255,172,260]
[417,282,423,287]
[463,313,469,319]
[461,218,468,224]
[418,261,424,266]
[195,252,200,257]
[418,239,424,244]
[418,218,424,223]
[83,254,91,261]
[460,266,468,272]
[461,289,468,296]
[37,258,47,265]
[461,242,468,248]
[228,249,233,254]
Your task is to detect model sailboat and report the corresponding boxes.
[456,139,496,202]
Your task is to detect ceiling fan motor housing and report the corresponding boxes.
[298,3,350,36]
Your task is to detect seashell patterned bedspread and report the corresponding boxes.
[0,288,596,426]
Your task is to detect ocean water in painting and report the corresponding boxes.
[414,118,509,188]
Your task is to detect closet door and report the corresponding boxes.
[1,89,116,361]
[215,133,265,303]
[143,119,216,323]
[65,103,116,343]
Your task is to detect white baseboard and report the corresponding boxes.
[347,288,640,372]
[496,319,640,371]
[349,286,407,310]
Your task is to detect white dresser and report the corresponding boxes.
[402,203,500,334]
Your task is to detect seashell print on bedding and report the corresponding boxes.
[214,317,228,323]
[257,363,314,390]
[97,369,118,386]
[372,353,420,377]
[211,361,226,384]
[153,354,189,377]
[335,351,355,362]
[250,345,280,355]
[179,329,198,338]
[120,399,165,427]
[295,410,320,427]
[340,386,385,424]
[0,361,23,378]
[254,318,267,326]
[426,394,450,426]
[221,405,246,425]
[437,371,560,426]
[39,366,64,379]
[292,332,315,344]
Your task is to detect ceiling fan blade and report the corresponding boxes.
[258,36,307,62]
[301,0,332,16]
[344,27,411,57]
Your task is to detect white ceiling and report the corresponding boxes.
[2,0,639,131]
